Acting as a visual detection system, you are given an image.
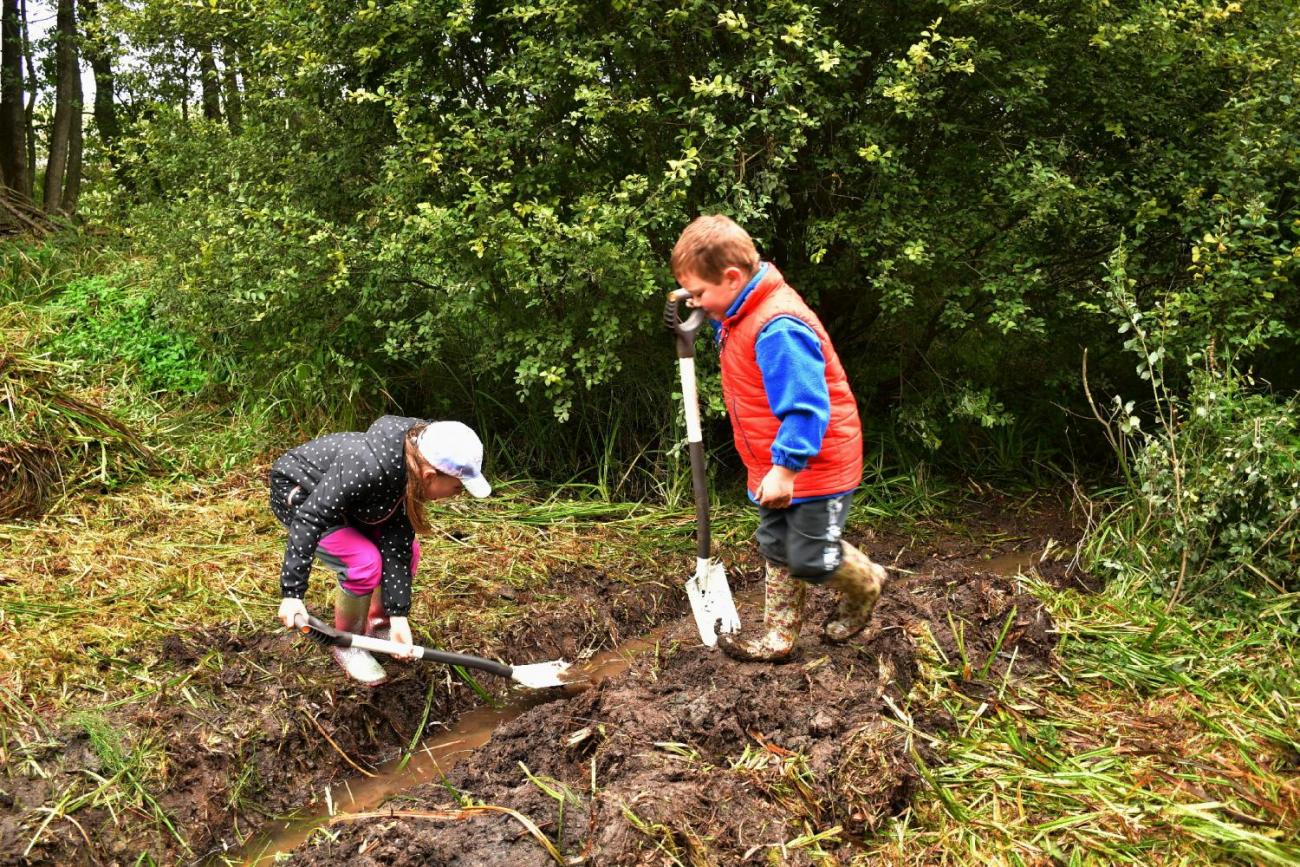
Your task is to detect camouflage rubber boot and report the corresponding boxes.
[366,591,391,642]
[822,541,888,644]
[331,588,387,687]
[719,562,807,662]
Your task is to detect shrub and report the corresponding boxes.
[47,276,210,396]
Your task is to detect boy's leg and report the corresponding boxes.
[718,561,807,661]
[782,493,886,642]
[822,540,888,643]
[719,507,808,662]
[783,493,853,582]
[315,528,388,686]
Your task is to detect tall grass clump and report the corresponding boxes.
[0,309,154,519]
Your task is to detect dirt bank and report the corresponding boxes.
[288,501,1083,865]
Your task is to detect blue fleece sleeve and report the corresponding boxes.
[755,316,830,470]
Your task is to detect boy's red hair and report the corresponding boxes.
[670,215,760,282]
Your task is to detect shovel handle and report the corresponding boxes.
[302,614,513,679]
[664,289,712,561]
[664,288,708,359]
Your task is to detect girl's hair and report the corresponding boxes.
[403,423,434,536]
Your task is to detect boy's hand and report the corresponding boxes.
[756,465,798,509]
[388,617,418,659]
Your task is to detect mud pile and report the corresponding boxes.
[293,519,1074,866]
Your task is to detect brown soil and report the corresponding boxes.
[3,556,742,866]
[288,498,1085,866]
[1,493,1091,866]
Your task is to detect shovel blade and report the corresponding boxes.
[510,660,573,689]
[686,559,741,646]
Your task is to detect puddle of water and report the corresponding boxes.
[982,549,1040,577]
[222,629,675,866]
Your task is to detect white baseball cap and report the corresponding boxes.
[416,421,492,498]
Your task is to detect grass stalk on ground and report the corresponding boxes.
[865,561,1299,865]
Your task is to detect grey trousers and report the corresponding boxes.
[755,492,854,584]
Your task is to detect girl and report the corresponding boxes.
[270,416,492,686]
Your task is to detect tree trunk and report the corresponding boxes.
[79,0,118,160]
[61,55,82,212]
[220,40,241,134]
[0,0,27,195]
[20,0,34,192]
[42,0,76,213]
[198,44,221,121]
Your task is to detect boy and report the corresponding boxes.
[671,215,888,661]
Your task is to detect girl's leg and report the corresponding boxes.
[365,537,420,640]
[316,528,387,686]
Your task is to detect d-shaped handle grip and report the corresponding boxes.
[664,288,707,358]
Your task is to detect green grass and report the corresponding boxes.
[863,562,1299,865]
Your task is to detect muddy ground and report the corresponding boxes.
[290,498,1087,866]
[2,494,1088,865]
[3,548,727,864]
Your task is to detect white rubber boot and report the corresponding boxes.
[330,645,389,687]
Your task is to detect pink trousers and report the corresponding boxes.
[315,527,422,597]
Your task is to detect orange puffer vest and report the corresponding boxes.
[719,264,863,499]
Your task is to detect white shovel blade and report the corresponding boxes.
[686,558,741,646]
[510,660,573,689]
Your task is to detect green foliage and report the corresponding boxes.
[72,0,1300,485]
[1091,251,1298,600]
[1094,367,1299,599]
[47,276,209,396]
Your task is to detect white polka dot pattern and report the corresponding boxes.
[272,415,422,615]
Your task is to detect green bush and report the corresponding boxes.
[1137,371,1297,595]
[48,276,210,396]
[87,0,1300,485]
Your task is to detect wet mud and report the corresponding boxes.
[4,558,740,866]
[288,504,1082,866]
[2,494,1091,865]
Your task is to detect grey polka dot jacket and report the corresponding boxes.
[272,415,423,616]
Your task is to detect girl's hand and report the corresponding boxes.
[278,597,308,629]
[388,617,417,659]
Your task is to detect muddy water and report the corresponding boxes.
[230,629,675,865]
[231,549,1041,864]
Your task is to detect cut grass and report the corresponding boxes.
[864,565,1300,865]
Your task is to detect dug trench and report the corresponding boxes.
[3,495,1090,865]
[284,499,1088,866]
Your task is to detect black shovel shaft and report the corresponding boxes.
[419,646,512,679]
[303,615,513,679]
[665,288,712,561]
[689,440,711,560]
